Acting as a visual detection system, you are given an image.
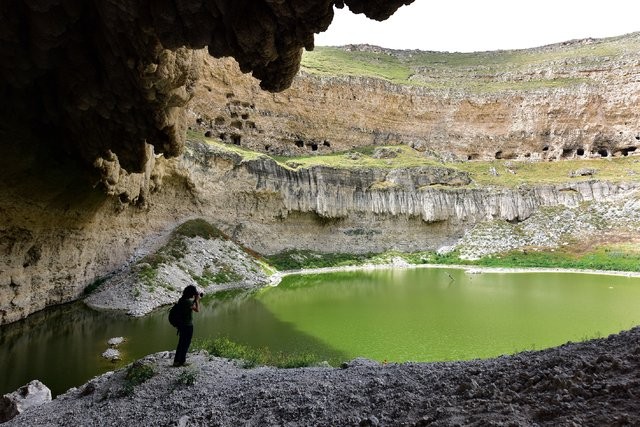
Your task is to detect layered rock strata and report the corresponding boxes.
[190,34,640,162]
[183,142,639,255]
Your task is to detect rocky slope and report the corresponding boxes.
[7,327,640,426]
[85,223,269,317]
[189,33,640,162]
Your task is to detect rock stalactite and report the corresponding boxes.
[0,0,413,180]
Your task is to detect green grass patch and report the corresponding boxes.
[272,144,445,170]
[265,250,377,270]
[138,264,158,286]
[395,246,640,272]
[267,246,640,274]
[273,144,640,187]
[474,247,640,272]
[193,337,317,369]
[188,133,266,162]
[174,219,224,240]
[122,361,155,396]
[196,137,640,189]
[193,265,243,286]
[176,368,198,386]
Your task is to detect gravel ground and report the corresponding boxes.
[6,327,640,426]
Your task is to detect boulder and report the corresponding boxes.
[372,147,400,159]
[0,380,51,423]
[102,348,122,361]
[569,168,597,177]
[108,337,125,347]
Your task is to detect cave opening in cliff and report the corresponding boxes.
[295,140,304,148]
[620,147,637,156]
[561,148,573,158]
[595,148,609,157]
[495,151,503,159]
[310,143,319,151]
[576,148,585,156]
[231,134,241,145]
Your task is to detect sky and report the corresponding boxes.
[314,0,640,52]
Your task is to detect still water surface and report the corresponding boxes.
[2,267,640,396]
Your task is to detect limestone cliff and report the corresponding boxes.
[190,34,640,162]
[0,0,412,182]
[0,0,414,324]
[180,141,640,256]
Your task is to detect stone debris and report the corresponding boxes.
[372,147,400,159]
[101,349,121,361]
[107,337,125,347]
[569,168,597,177]
[456,193,640,260]
[6,326,640,426]
[0,380,51,423]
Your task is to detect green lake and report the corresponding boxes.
[2,267,640,396]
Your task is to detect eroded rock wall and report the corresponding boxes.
[181,142,637,255]
[190,37,640,161]
[0,139,203,324]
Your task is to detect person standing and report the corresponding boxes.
[173,285,200,367]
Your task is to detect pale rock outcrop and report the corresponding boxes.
[0,380,52,423]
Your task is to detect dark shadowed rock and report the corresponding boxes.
[0,0,414,183]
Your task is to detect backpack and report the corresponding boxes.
[168,302,182,328]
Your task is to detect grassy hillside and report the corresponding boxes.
[301,32,640,92]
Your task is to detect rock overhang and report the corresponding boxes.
[0,0,414,183]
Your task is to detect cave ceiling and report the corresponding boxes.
[0,0,413,182]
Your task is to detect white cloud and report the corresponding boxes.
[314,1,640,52]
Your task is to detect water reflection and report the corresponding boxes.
[0,290,347,397]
